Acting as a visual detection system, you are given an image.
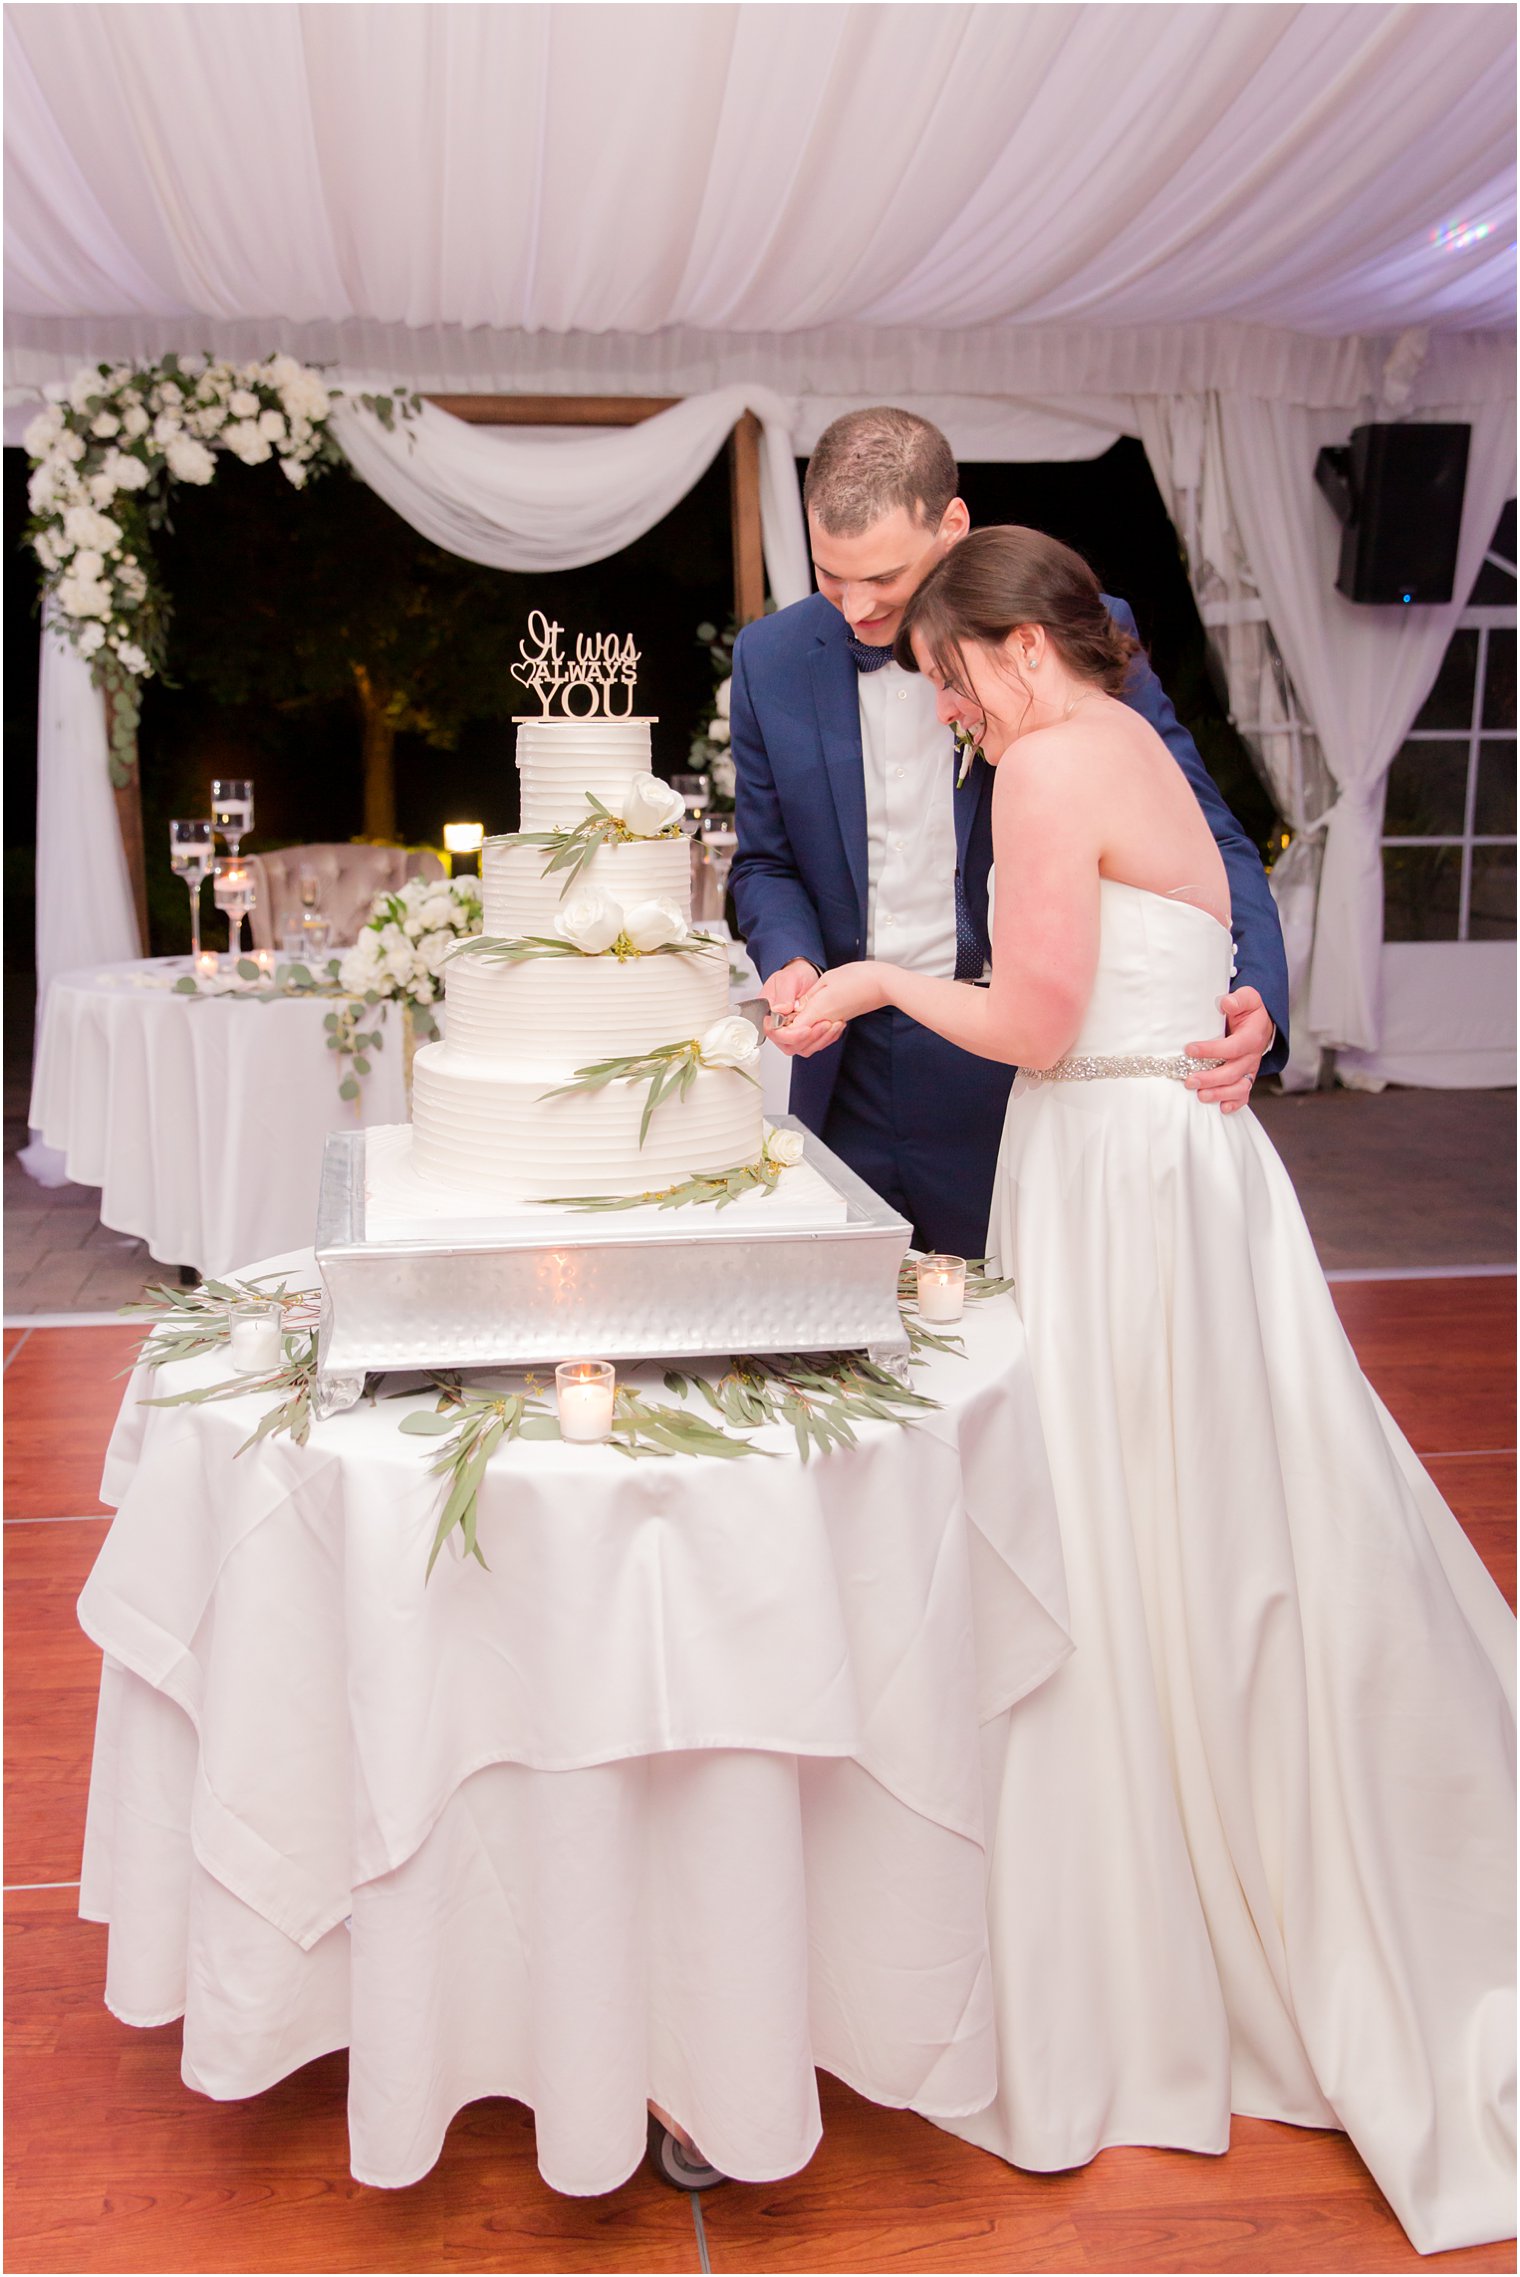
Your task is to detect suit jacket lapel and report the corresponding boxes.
[807,635,869,928]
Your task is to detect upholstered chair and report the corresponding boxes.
[245,843,447,950]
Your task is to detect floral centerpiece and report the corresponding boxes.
[339,872,483,1084]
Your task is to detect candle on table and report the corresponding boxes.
[555,1359,616,1442]
[252,949,274,978]
[195,951,219,979]
[444,822,485,876]
[228,1302,283,1374]
[915,1254,967,1323]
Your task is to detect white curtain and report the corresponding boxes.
[20,612,143,1187]
[1136,392,1331,1087]
[1217,398,1516,1053]
[329,385,810,602]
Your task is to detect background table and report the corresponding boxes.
[28,950,791,1282]
[77,1249,1069,2196]
[27,960,411,1279]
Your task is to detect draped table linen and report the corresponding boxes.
[26,960,412,1278]
[77,1248,1070,2195]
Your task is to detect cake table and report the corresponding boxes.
[76,1247,1070,2196]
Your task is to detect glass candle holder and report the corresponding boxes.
[915,1254,967,1323]
[227,1299,284,1375]
[443,822,485,876]
[211,778,254,858]
[169,818,215,959]
[555,1359,616,1443]
[213,858,257,955]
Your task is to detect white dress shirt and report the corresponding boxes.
[857,658,960,977]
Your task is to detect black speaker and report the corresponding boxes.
[1313,422,1470,604]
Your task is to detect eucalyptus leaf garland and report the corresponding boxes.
[542,1035,760,1147]
[451,931,723,971]
[124,1260,1015,1577]
[168,956,385,1102]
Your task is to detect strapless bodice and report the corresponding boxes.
[1068,879,1233,1059]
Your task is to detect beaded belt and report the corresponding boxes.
[1020,1052,1225,1084]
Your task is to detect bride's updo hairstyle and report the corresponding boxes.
[895,526,1140,708]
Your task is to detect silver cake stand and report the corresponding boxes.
[312,1119,913,1415]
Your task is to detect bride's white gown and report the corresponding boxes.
[937,879,1516,2255]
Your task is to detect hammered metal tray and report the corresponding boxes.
[312,1121,912,1413]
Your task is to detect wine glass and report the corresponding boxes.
[213,857,257,956]
[298,866,321,911]
[695,810,739,925]
[211,779,254,859]
[670,773,712,837]
[169,819,215,960]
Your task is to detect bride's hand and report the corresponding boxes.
[797,961,892,1027]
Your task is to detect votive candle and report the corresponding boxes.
[916,1254,967,1323]
[228,1301,283,1374]
[252,948,275,978]
[555,1359,616,1442]
[195,950,220,979]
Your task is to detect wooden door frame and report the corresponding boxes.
[424,395,768,624]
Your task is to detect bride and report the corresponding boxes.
[797,527,1516,2256]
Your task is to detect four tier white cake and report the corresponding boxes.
[410,640,767,1205]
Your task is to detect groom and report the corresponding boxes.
[729,407,1290,1257]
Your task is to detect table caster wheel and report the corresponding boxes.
[647,2111,728,2191]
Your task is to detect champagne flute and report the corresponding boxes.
[670,772,712,836]
[211,778,254,859]
[169,818,215,960]
[213,857,257,957]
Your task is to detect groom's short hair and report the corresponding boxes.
[804,407,958,536]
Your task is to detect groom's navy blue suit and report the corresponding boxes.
[730,590,1291,1258]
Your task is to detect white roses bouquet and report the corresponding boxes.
[690,619,741,806]
[339,873,483,1029]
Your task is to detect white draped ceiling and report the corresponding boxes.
[5,3,1515,350]
[6,0,1517,1087]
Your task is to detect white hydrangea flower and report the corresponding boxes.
[228,388,260,418]
[101,449,150,493]
[62,502,123,551]
[113,640,150,676]
[710,753,736,800]
[56,571,113,621]
[76,621,106,658]
[554,889,624,954]
[280,459,309,489]
[68,369,102,412]
[91,410,121,438]
[121,404,152,438]
[258,407,287,442]
[222,421,272,467]
[699,1015,761,1068]
[417,929,456,976]
[23,407,64,457]
[715,676,732,719]
[165,434,216,484]
[116,561,148,604]
[33,529,63,572]
[707,716,730,745]
[156,380,184,407]
[338,936,383,993]
[71,548,104,581]
[60,431,87,463]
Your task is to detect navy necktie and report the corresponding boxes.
[847,631,986,980]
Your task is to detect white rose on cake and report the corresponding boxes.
[700,1015,761,1068]
[622,899,688,951]
[765,1126,805,1167]
[554,889,624,954]
[614,774,686,836]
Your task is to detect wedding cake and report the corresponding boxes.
[409,617,769,1205]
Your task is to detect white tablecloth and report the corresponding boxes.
[27,960,411,1278]
[77,1248,1069,2195]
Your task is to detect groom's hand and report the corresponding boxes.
[763,959,844,1058]
[1186,987,1274,1113]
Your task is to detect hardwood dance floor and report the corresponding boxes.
[4,1282,1515,2274]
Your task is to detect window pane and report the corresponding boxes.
[1382,845,1461,941]
[1482,628,1515,729]
[1475,739,1517,836]
[1383,740,1470,838]
[1468,846,1517,940]
[1411,631,1478,730]
[1469,500,1517,604]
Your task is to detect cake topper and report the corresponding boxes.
[511,611,644,719]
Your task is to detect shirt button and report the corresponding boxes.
[894,766,905,779]
[896,688,908,701]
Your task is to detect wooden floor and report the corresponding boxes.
[4,1284,1515,2275]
